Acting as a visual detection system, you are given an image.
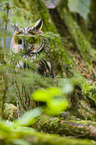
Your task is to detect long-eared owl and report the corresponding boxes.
[10,19,55,77]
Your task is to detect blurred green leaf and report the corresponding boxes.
[0,120,12,137]
[32,87,69,115]
[68,0,91,20]
[48,87,62,96]
[32,87,62,102]
[15,126,35,133]
[45,98,69,115]
[16,108,42,126]
[12,139,31,145]
[61,79,74,94]
[32,89,52,102]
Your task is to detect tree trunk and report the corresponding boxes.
[57,2,96,66]
[0,125,95,145]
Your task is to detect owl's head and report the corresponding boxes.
[11,19,44,55]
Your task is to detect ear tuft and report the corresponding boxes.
[14,23,20,31]
[35,19,43,31]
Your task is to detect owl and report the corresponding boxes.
[11,19,55,77]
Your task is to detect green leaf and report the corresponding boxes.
[32,89,52,102]
[61,79,74,94]
[45,98,69,115]
[48,87,62,97]
[68,0,91,20]
[16,108,42,126]
[12,139,31,145]
[32,87,69,115]
[32,87,62,102]
[0,120,12,136]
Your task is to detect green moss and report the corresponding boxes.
[0,120,95,145]
[11,0,57,33]
[44,32,79,77]
[82,83,96,104]
[57,6,96,68]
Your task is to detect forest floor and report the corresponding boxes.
[49,8,96,84]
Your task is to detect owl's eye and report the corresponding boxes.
[18,39,22,44]
[29,38,35,44]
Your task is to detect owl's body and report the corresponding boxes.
[11,19,55,77]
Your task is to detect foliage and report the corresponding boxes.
[82,83,96,105]
[16,107,42,126]
[32,87,69,115]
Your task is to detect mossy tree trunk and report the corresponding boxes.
[32,115,96,140]
[0,125,95,145]
[57,1,96,67]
